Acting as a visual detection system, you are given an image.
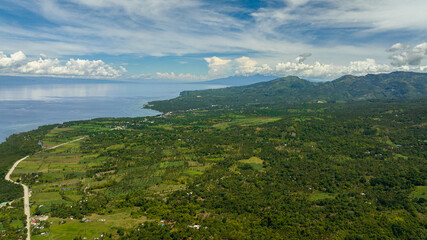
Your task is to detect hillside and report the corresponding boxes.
[147,71,427,112]
[201,74,276,86]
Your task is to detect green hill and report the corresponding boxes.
[147,72,427,112]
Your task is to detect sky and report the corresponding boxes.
[0,0,426,82]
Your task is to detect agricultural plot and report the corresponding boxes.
[32,208,147,240]
[410,186,427,199]
[238,157,264,171]
[309,192,337,201]
[213,116,281,129]
[41,127,83,147]
[10,138,108,209]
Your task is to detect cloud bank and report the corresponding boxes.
[0,51,126,78]
[389,43,427,66]
[0,51,26,68]
[201,42,427,81]
[2,42,427,81]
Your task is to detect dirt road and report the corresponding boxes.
[4,136,85,240]
[5,155,30,240]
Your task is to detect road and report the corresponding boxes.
[4,136,86,240]
[5,155,30,240]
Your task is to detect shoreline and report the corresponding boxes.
[0,107,162,144]
[0,81,224,143]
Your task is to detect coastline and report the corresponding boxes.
[0,81,225,143]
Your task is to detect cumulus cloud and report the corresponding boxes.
[132,53,427,82]
[0,50,126,78]
[204,56,232,77]
[202,55,427,81]
[17,57,126,78]
[295,53,312,63]
[274,58,395,79]
[389,42,427,66]
[386,43,410,52]
[155,72,208,81]
[0,51,27,68]
[234,56,272,76]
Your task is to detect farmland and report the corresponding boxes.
[1,97,426,239]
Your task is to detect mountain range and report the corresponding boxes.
[147,71,427,112]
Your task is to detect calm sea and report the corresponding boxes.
[0,81,224,142]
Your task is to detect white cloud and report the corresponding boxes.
[204,56,232,77]
[273,58,396,79]
[128,53,427,82]
[234,56,272,76]
[253,0,427,33]
[295,53,312,63]
[2,0,425,61]
[274,61,339,79]
[0,50,126,78]
[345,59,391,75]
[155,72,208,82]
[125,71,208,82]
[17,57,126,77]
[389,42,427,66]
[386,43,410,52]
[0,51,26,68]
[202,55,425,81]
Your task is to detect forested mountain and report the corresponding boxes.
[201,74,275,86]
[148,71,427,112]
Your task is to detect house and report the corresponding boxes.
[188,224,201,230]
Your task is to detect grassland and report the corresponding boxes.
[309,192,337,201]
[32,208,147,240]
[409,186,427,199]
[238,157,264,171]
[213,116,281,129]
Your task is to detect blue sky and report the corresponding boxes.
[0,0,426,81]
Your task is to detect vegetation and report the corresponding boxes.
[0,124,58,202]
[0,200,27,239]
[148,71,427,112]
[0,72,426,239]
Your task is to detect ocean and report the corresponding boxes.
[0,81,224,142]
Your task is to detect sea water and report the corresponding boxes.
[0,81,224,142]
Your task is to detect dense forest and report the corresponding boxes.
[0,72,426,239]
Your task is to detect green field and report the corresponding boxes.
[410,186,427,199]
[213,116,281,129]
[32,209,148,240]
[309,192,337,201]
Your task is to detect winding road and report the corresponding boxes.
[5,155,30,240]
[4,137,85,240]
